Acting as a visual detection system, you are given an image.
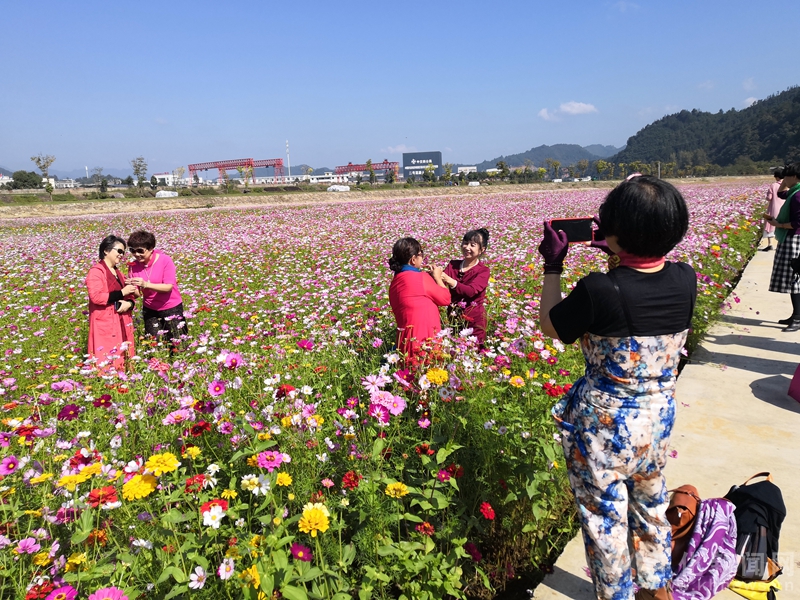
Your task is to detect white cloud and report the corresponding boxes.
[538,108,556,121]
[744,97,758,107]
[613,1,639,12]
[382,144,416,154]
[743,77,756,91]
[697,80,715,91]
[559,101,598,115]
[538,102,597,121]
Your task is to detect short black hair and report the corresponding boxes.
[463,228,489,250]
[99,235,126,259]
[127,230,156,250]
[598,175,689,257]
[782,162,800,179]
[389,237,422,273]
[773,167,785,180]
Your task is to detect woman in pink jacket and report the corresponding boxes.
[85,235,138,371]
[761,167,784,251]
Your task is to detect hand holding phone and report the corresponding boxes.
[549,217,597,243]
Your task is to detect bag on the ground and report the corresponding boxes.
[666,486,739,600]
[728,578,781,600]
[724,473,785,589]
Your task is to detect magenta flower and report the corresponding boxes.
[321,478,334,488]
[297,339,314,351]
[162,408,194,426]
[368,403,390,426]
[46,585,77,600]
[256,450,284,472]
[15,537,41,554]
[0,455,18,475]
[437,469,451,482]
[208,380,226,397]
[291,542,313,562]
[57,404,81,421]
[88,587,129,600]
[223,353,244,369]
[417,418,431,429]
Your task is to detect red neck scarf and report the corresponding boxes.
[609,250,665,270]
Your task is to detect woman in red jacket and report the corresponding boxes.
[85,235,138,372]
[388,237,451,365]
[440,228,491,347]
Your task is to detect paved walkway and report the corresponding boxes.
[535,248,800,600]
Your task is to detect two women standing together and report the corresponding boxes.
[85,230,188,371]
[388,228,491,364]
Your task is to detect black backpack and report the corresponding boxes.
[724,473,786,582]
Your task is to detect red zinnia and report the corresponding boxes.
[190,421,211,437]
[341,470,362,490]
[480,502,495,520]
[185,474,207,494]
[415,522,435,536]
[199,499,229,514]
[276,384,295,398]
[87,486,118,508]
[25,581,55,599]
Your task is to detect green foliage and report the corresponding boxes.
[11,170,42,189]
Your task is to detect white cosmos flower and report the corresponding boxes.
[188,566,207,589]
[203,505,225,529]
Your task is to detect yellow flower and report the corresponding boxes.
[241,475,259,491]
[276,472,292,486]
[80,462,103,477]
[65,551,88,571]
[57,473,89,492]
[385,482,409,499]
[122,474,158,501]
[24,509,42,517]
[145,452,180,476]
[425,368,449,386]
[509,376,525,388]
[298,503,330,537]
[29,473,53,485]
[288,493,295,501]
[281,416,293,428]
[246,455,259,467]
[257,432,272,441]
[32,552,51,567]
[182,446,201,460]
[273,517,282,526]
[221,488,238,500]
[239,564,260,589]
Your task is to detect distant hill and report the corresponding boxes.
[472,143,623,170]
[612,86,800,166]
[583,144,621,158]
[0,166,15,177]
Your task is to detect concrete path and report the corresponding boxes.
[535,248,800,600]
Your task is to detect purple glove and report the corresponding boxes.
[589,216,613,256]
[538,221,569,273]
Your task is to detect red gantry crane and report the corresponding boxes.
[188,158,286,184]
[334,160,399,177]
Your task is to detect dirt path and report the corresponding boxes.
[0,177,770,221]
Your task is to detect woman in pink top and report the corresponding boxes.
[762,167,784,251]
[388,237,451,366]
[126,230,188,354]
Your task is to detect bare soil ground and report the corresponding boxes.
[0,176,770,221]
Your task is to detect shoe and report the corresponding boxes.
[783,321,800,332]
[779,316,794,325]
[761,245,773,252]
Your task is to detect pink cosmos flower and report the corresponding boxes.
[162,408,194,426]
[368,403,390,426]
[321,478,334,488]
[218,557,235,579]
[437,469,451,482]
[88,587,129,600]
[417,418,431,429]
[0,455,18,475]
[223,353,244,369]
[297,339,314,351]
[15,537,41,554]
[208,380,226,397]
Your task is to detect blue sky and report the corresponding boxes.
[0,0,795,177]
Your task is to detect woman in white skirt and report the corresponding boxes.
[766,162,800,331]
[761,167,783,251]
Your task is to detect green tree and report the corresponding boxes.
[30,154,56,181]
[496,161,510,180]
[130,156,148,197]
[551,160,561,179]
[44,182,54,200]
[577,159,589,177]
[423,163,436,183]
[385,168,396,184]
[100,178,108,194]
[150,175,158,190]
[365,159,376,184]
[443,162,454,182]
[91,167,104,189]
[595,159,608,179]
[123,176,134,186]
[12,170,42,189]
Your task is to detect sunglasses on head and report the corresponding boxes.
[130,248,148,255]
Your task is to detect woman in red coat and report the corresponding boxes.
[388,237,451,365]
[440,228,491,347]
[85,236,139,372]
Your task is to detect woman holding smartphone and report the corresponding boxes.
[537,176,696,600]
[85,235,138,371]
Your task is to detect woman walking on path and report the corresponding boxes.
[388,237,451,366]
[126,230,189,353]
[537,176,696,600]
[765,162,800,330]
[760,167,784,251]
[440,228,491,348]
[85,235,139,372]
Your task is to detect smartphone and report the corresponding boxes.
[114,300,123,311]
[550,217,598,243]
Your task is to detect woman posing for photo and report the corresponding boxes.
[440,228,491,348]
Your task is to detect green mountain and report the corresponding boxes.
[612,86,800,166]
[474,143,622,171]
[0,166,14,177]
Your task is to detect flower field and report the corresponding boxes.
[0,184,763,600]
